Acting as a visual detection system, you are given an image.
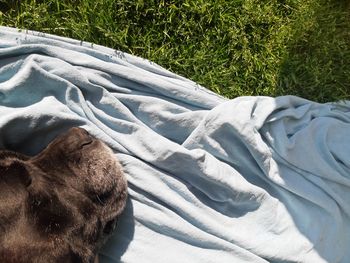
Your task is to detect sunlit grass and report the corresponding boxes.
[0,0,349,102]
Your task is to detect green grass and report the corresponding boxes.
[0,0,349,102]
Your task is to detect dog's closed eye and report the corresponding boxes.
[66,139,93,155]
[79,139,93,149]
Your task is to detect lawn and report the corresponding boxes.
[0,0,349,102]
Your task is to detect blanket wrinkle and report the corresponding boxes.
[1,26,350,263]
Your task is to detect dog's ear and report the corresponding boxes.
[0,160,32,188]
[26,166,73,235]
[27,178,73,235]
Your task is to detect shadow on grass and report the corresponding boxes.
[276,0,350,102]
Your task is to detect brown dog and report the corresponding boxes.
[0,127,128,263]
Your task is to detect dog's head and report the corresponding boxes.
[0,127,127,263]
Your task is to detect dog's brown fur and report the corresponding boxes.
[0,127,127,263]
